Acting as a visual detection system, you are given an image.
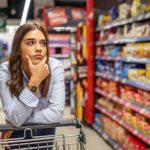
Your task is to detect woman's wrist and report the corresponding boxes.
[28,77,40,93]
[28,77,40,87]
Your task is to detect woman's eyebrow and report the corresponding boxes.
[24,38,46,41]
[41,39,46,42]
[24,38,35,41]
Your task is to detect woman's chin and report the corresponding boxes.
[32,59,42,65]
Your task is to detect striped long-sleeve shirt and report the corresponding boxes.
[0,57,65,127]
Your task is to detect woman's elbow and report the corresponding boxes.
[56,110,64,122]
[6,112,26,127]
[7,116,24,127]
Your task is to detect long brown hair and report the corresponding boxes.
[7,22,50,98]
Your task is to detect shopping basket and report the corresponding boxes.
[0,119,86,150]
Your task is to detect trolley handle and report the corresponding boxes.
[0,119,82,131]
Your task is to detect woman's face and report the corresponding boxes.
[20,29,47,66]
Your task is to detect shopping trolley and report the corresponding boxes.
[0,119,86,150]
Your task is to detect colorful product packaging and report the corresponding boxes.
[146,64,150,84]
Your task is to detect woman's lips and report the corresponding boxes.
[34,55,43,59]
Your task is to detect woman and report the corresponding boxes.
[0,22,65,149]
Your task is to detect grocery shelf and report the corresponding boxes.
[95,104,150,145]
[78,73,87,78]
[77,66,87,78]
[95,56,118,61]
[48,41,70,45]
[95,56,150,64]
[71,60,77,65]
[77,66,88,71]
[77,66,87,73]
[95,88,150,119]
[95,36,150,46]
[92,124,122,150]
[50,54,70,58]
[48,44,70,47]
[94,5,150,150]
[95,71,150,91]
[96,12,150,31]
[47,26,76,33]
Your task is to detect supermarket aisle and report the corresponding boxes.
[56,124,113,150]
[57,107,113,150]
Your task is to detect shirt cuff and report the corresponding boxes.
[19,87,39,107]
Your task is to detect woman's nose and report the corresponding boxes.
[35,43,42,51]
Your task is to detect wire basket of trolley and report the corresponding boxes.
[0,119,86,150]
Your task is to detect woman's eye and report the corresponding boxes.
[41,41,47,46]
[27,41,34,45]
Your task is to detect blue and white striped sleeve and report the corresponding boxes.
[0,62,39,127]
[26,59,65,124]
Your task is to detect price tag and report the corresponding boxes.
[129,18,132,23]
[103,134,108,140]
[122,78,127,84]
[119,120,123,125]
[112,115,116,120]
[127,57,131,62]
[106,74,109,78]
[107,56,110,60]
[116,57,121,61]
[113,96,118,101]
[114,144,118,149]
[138,15,143,21]
[140,108,145,114]
[133,130,138,135]
[126,102,130,107]
[115,76,119,81]
[104,74,107,78]
[103,109,106,113]
[146,13,150,18]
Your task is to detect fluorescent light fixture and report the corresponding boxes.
[20,0,31,25]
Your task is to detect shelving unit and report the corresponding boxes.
[0,40,8,63]
[96,36,150,45]
[94,2,150,149]
[95,88,150,118]
[75,24,88,121]
[43,5,88,115]
[92,124,122,150]
[0,15,10,64]
[95,56,150,64]
[96,12,150,31]
[95,104,150,145]
[95,71,150,91]
[47,29,72,106]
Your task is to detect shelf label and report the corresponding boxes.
[138,15,143,21]
[113,96,118,101]
[122,78,127,84]
[140,108,145,114]
[102,133,108,140]
[102,108,106,113]
[115,76,119,81]
[133,130,138,135]
[114,144,118,149]
[119,120,123,125]
[112,115,116,120]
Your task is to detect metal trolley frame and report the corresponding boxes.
[0,119,86,150]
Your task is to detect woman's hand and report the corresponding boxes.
[26,55,50,86]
